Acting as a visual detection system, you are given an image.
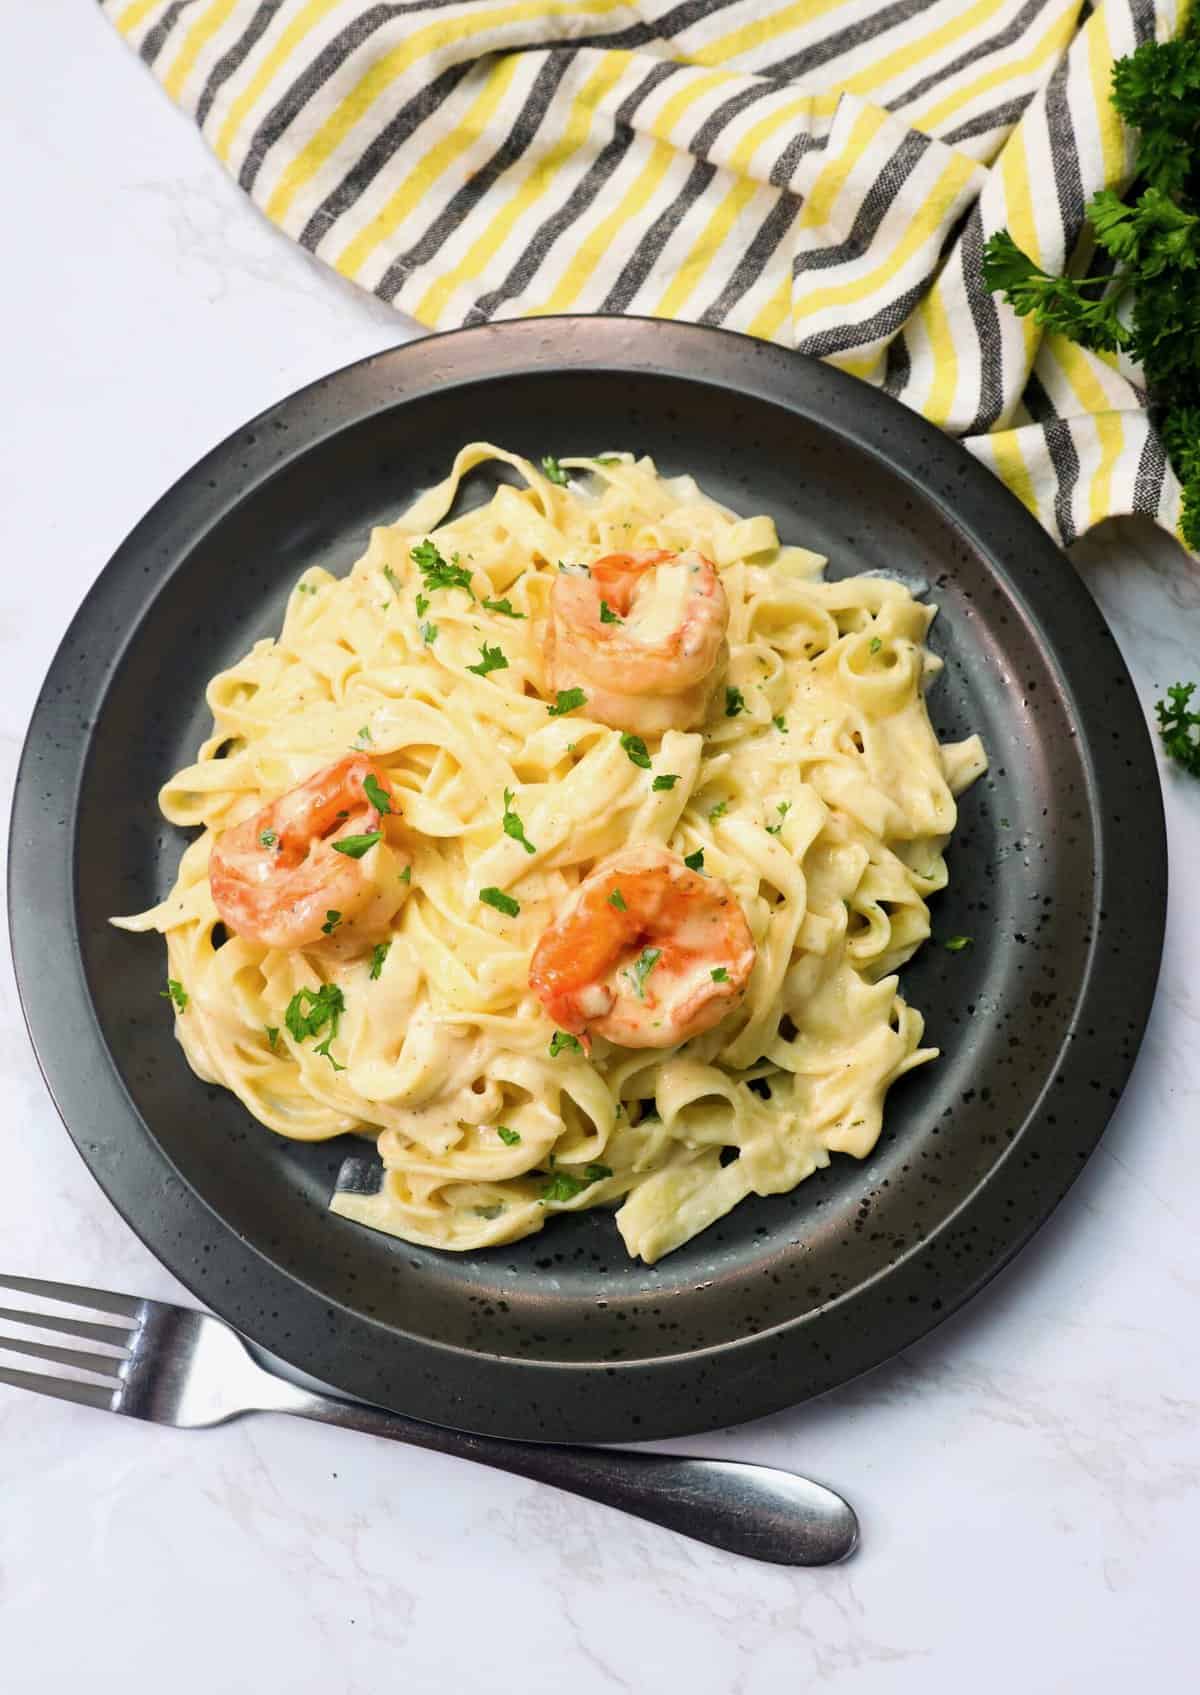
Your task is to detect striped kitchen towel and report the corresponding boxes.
[103,0,1192,551]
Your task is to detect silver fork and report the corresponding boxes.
[0,1273,856,1566]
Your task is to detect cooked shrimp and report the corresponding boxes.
[546,549,728,734]
[210,754,399,949]
[529,843,755,1049]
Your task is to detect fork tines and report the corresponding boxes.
[0,1274,139,1412]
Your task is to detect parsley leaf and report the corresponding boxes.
[284,982,345,1068]
[383,565,402,596]
[683,848,704,872]
[1156,680,1200,775]
[651,773,679,791]
[981,230,1131,352]
[265,1025,279,1049]
[599,599,622,624]
[399,864,412,884]
[332,831,382,859]
[625,946,661,999]
[353,724,373,749]
[259,828,278,848]
[549,1030,583,1058]
[620,733,651,769]
[548,687,587,717]
[710,967,729,983]
[369,942,391,980]
[773,715,788,733]
[501,788,537,855]
[496,1125,521,1146]
[541,455,569,485]
[608,888,627,910]
[480,886,520,917]
[539,1163,611,1203]
[709,800,728,822]
[321,910,342,934]
[161,978,188,1013]
[943,935,973,952]
[725,686,745,717]
[420,620,438,645]
[869,636,882,654]
[362,774,391,814]
[415,592,429,617]
[411,539,474,598]
[765,801,791,836]
[483,597,525,618]
[467,642,508,677]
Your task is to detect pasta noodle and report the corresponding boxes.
[114,445,986,1264]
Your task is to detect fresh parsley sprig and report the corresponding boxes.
[1156,680,1200,775]
[980,16,1200,547]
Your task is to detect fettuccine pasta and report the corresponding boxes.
[114,446,985,1263]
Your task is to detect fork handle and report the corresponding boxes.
[281,1390,857,1566]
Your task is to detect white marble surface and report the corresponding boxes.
[3,7,1199,1691]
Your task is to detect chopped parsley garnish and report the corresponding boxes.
[284,982,345,1070]
[332,831,382,859]
[480,886,520,917]
[773,715,788,733]
[710,967,729,983]
[548,687,587,717]
[419,620,438,645]
[411,539,474,598]
[594,454,621,465]
[765,801,791,836]
[651,773,679,791]
[620,733,651,769]
[549,1030,583,1058]
[369,942,391,980]
[541,455,569,485]
[259,828,278,848]
[501,788,537,854]
[943,935,973,952]
[383,565,402,596]
[599,599,622,624]
[483,597,525,619]
[399,864,412,884]
[869,636,882,654]
[353,724,373,749]
[626,947,661,999]
[1156,681,1200,776]
[709,800,728,821]
[362,774,392,814]
[725,686,745,717]
[321,910,342,935]
[467,642,508,677]
[539,1163,611,1203]
[265,1025,279,1049]
[496,1125,521,1146]
[683,848,705,872]
[161,978,188,1013]
[474,1203,504,1220]
[415,592,429,617]
[608,888,627,911]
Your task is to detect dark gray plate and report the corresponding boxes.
[9,319,1166,1441]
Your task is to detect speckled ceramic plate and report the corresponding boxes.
[9,320,1166,1442]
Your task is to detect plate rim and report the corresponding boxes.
[8,317,1168,1440]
